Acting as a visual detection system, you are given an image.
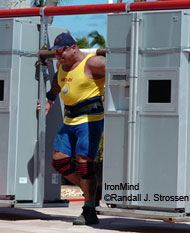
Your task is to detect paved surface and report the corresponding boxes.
[0,201,190,233]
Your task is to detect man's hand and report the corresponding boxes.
[37,99,54,115]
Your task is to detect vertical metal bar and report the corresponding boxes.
[34,8,48,207]
[127,13,135,202]
[132,13,140,193]
[127,13,140,203]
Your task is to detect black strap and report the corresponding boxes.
[65,98,103,118]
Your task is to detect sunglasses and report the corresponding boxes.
[54,46,71,55]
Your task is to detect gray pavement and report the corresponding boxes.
[0,201,190,233]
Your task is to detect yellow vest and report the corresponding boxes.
[57,53,105,125]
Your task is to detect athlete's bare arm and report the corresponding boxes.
[85,55,106,79]
[37,62,61,115]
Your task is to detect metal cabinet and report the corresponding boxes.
[103,10,190,216]
[0,18,64,206]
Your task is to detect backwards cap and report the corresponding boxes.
[50,32,76,50]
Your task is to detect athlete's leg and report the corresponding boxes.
[75,155,97,201]
[52,151,80,185]
[52,123,82,185]
[72,154,98,225]
[72,120,104,225]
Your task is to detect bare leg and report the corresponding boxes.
[73,154,99,225]
[53,151,81,185]
[53,152,97,199]
[76,155,97,201]
[53,151,98,224]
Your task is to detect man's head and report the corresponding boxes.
[50,32,78,66]
[50,32,77,51]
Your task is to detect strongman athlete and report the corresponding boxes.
[43,32,105,225]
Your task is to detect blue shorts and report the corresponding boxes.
[53,119,104,160]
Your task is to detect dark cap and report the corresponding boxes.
[50,32,76,50]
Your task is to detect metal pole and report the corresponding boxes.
[127,13,135,201]
[127,13,140,203]
[0,8,40,17]
[0,3,126,18]
[34,8,49,207]
[44,3,126,16]
[0,1,190,18]
[131,13,140,197]
[130,0,190,11]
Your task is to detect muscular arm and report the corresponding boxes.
[85,55,106,79]
[37,72,60,115]
[48,72,61,97]
[46,62,61,101]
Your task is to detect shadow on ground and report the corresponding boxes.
[0,207,74,222]
[1,207,190,233]
[95,217,190,233]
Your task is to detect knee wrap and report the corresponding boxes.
[52,157,75,176]
[76,162,95,179]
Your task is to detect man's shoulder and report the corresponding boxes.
[85,54,105,79]
[86,54,106,68]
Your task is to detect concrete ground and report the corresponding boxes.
[0,201,190,233]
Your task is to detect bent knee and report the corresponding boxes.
[76,154,93,163]
[52,157,75,176]
[53,151,69,160]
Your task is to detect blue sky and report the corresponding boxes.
[52,0,135,44]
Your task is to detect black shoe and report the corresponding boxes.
[73,206,99,225]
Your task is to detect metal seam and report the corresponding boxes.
[125,2,130,12]
[39,7,45,17]
[0,50,38,57]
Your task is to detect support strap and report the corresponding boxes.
[76,162,95,179]
[52,157,76,176]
